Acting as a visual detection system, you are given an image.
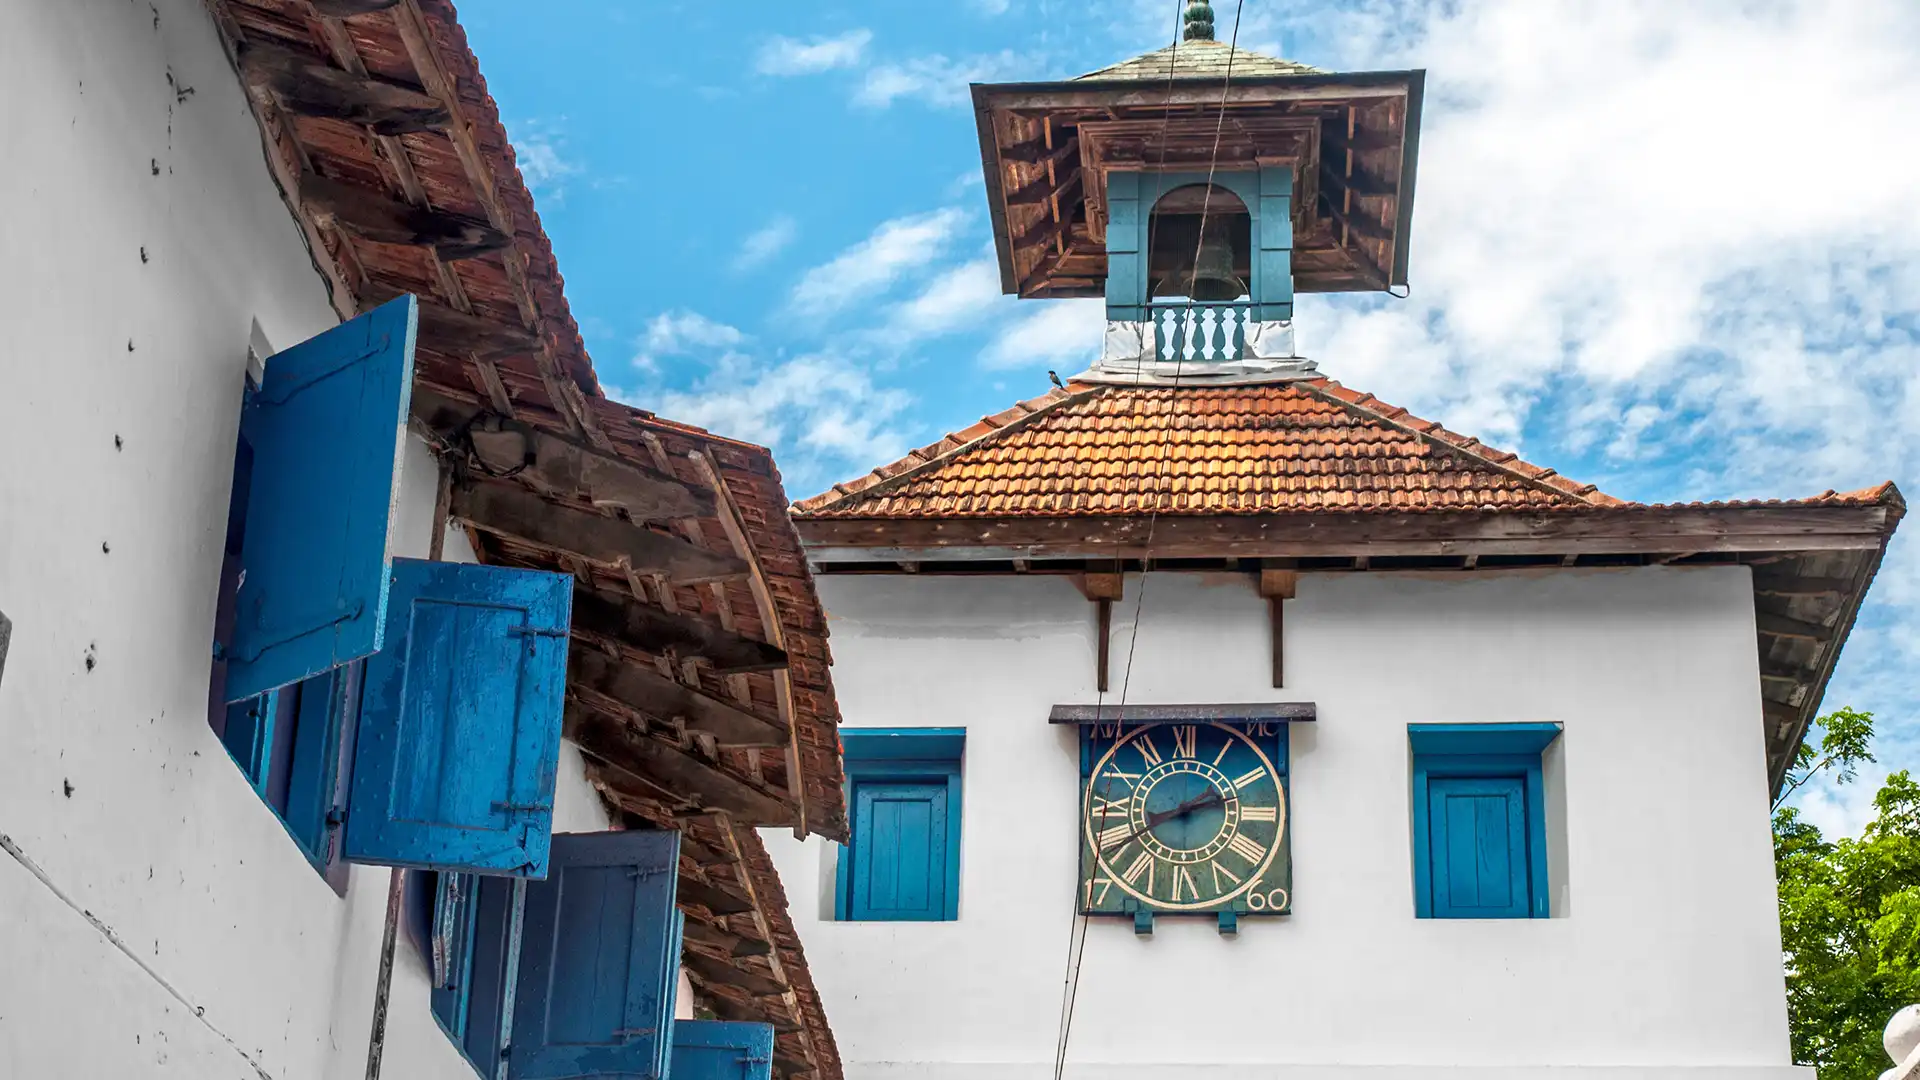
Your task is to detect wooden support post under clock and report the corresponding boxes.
[1259,569,1298,689]
[1078,571,1124,692]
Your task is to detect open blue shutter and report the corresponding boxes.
[509,830,682,1080]
[1427,776,1529,919]
[672,1021,774,1080]
[344,558,572,877]
[225,296,416,701]
[850,781,948,921]
[1254,167,1294,322]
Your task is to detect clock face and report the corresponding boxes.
[1081,722,1290,915]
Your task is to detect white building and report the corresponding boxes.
[0,3,844,1080]
[763,11,1905,1080]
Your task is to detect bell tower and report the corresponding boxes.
[969,1,1424,382]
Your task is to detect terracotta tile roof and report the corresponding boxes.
[794,379,1624,519]
[1078,39,1324,82]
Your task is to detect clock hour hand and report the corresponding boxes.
[1117,788,1224,849]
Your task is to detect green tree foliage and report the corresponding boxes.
[1774,708,1920,1080]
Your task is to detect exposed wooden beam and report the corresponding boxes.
[1755,611,1835,642]
[680,915,772,958]
[673,877,757,917]
[571,587,786,673]
[691,453,811,841]
[237,40,446,135]
[706,992,800,1034]
[1318,184,1390,245]
[682,950,788,1000]
[1013,211,1069,252]
[1259,569,1298,690]
[566,705,793,824]
[1754,578,1853,598]
[452,480,747,582]
[569,647,787,747]
[310,0,400,14]
[1759,658,1814,683]
[1001,137,1079,167]
[1007,168,1083,207]
[415,389,714,520]
[1322,127,1403,155]
[296,170,509,260]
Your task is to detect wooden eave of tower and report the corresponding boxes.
[971,68,1425,299]
[200,3,843,1071]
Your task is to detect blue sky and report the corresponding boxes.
[454,0,1920,835]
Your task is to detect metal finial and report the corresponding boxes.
[1183,0,1216,41]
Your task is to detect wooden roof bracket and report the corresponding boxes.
[1076,571,1124,692]
[1258,567,1299,689]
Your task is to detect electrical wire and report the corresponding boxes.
[1050,4,1249,1078]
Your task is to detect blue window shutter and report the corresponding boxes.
[343,558,572,877]
[850,780,949,921]
[1105,172,1144,321]
[225,296,417,701]
[508,830,683,1080]
[1427,776,1530,919]
[672,1021,774,1080]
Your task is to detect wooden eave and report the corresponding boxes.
[971,69,1425,299]
[798,492,1904,800]
[202,4,843,1071]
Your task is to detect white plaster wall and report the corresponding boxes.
[0,3,609,1077]
[764,568,1802,1080]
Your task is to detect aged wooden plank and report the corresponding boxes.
[237,40,447,135]
[309,0,400,14]
[297,171,510,260]
[705,992,801,1034]
[571,587,786,673]
[680,914,772,958]
[566,704,793,824]
[416,389,711,520]
[1754,578,1853,598]
[681,949,788,999]
[1755,611,1835,641]
[451,480,747,582]
[1007,168,1082,207]
[1048,702,1317,725]
[569,647,787,746]
[674,877,758,917]
[1759,658,1814,683]
[798,505,1893,560]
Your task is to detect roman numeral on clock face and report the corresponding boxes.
[1226,832,1267,865]
[1089,796,1130,819]
[1231,767,1267,791]
[1133,734,1163,767]
[1123,851,1155,892]
[1170,725,1197,759]
[1241,805,1278,822]
[1097,821,1134,851]
[1170,865,1199,902]
[1211,861,1242,891]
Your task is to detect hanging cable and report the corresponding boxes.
[1051,4,1249,1079]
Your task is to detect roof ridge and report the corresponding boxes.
[791,383,1100,517]
[1288,377,1622,508]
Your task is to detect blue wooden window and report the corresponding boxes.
[509,830,684,1080]
[428,871,517,1077]
[835,728,964,922]
[222,296,417,701]
[672,1020,774,1080]
[213,660,362,872]
[1409,723,1561,920]
[344,558,573,879]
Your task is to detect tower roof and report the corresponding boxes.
[1077,40,1324,83]
[795,379,1620,519]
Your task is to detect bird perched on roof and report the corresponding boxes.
[1048,370,1066,390]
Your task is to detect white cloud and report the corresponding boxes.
[884,258,1006,341]
[855,51,1032,109]
[755,29,873,76]
[504,119,580,203]
[626,351,912,494]
[979,299,1107,372]
[790,208,970,314]
[632,310,746,373]
[971,0,1012,13]
[733,217,798,272]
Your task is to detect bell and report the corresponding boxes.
[1156,214,1247,302]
